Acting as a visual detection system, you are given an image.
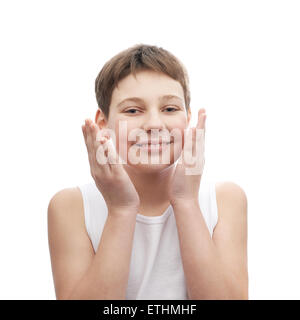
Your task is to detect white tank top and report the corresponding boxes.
[77,179,218,300]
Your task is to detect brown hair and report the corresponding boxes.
[95,43,191,120]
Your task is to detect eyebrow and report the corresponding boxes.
[116,94,183,108]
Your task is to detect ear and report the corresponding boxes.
[95,109,108,129]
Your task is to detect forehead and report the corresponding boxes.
[111,70,184,105]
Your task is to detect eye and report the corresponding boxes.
[124,108,141,114]
[164,107,178,112]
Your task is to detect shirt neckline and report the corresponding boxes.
[136,204,172,224]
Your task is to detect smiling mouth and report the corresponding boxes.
[135,141,173,147]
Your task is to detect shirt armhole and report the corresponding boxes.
[209,181,219,233]
[76,185,93,246]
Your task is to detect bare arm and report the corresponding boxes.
[172,181,248,300]
[48,187,138,300]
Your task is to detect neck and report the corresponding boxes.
[123,163,176,210]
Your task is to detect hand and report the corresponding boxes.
[168,108,206,206]
[82,119,140,215]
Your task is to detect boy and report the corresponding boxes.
[47,44,248,300]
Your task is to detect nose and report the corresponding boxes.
[142,109,165,134]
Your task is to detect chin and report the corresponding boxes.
[128,161,175,174]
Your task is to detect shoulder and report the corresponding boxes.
[47,187,85,228]
[215,181,247,214]
[48,187,82,210]
[214,180,248,230]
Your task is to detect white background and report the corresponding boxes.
[0,0,299,299]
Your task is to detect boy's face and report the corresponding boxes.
[96,69,191,172]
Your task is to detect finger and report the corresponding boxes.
[184,126,205,170]
[81,124,86,140]
[82,124,89,156]
[82,120,92,150]
[92,122,110,157]
[196,109,206,143]
[90,120,109,144]
[84,119,109,175]
[94,122,109,145]
[83,119,99,170]
[95,141,111,175]
[105,138,126,175]
[82,119,91,141]
[82,124,92,159]
[182,127,194,163]
[196,108,206,129]
[82,125,88,151]
[85,119,94,153]
[88,121,111,175]
[85,119,99,149]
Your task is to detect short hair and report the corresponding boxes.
[95,43,191,120]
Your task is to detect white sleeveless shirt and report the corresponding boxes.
[77,179,218,300]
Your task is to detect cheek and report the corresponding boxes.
[113,121,136,160]
[172,114,188,129]
[171,118,188,140]
[170,121,188,159]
